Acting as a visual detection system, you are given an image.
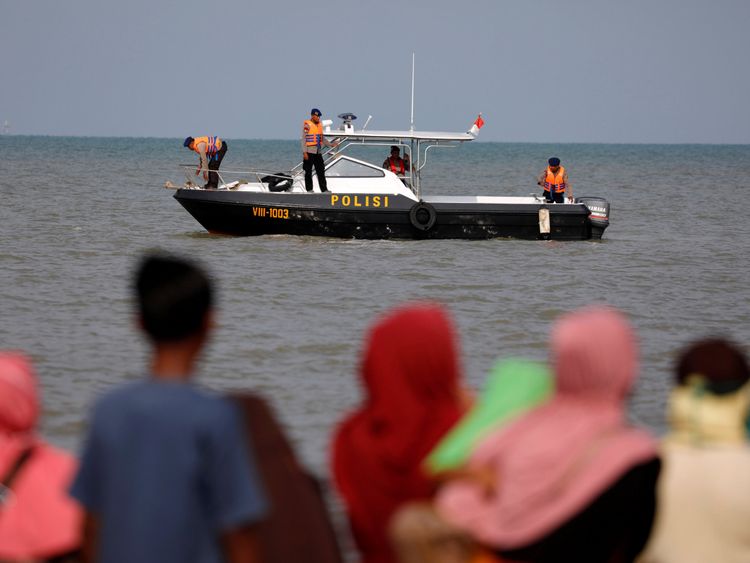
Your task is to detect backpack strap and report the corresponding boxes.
[0,446,35,506]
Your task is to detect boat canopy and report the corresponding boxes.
[321,121,478,197]
[323,128,476,143]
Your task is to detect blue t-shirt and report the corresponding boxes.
[71,379,268,563]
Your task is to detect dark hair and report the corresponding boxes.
[135,253,213,343]
[676,338,750,394]
[548,157,561,166]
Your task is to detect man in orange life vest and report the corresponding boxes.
[382,146,407,176]
[302,108,338,193]
[183,136,228,189]
[537,157,573,203]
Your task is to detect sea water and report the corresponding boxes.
[1,136,749,477]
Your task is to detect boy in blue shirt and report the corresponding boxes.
[71,254,267,563]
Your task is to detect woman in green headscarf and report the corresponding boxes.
[639,338,750,563]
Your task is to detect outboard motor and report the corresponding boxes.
[576,197,610,239]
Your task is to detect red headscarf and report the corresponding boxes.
[0,352,82,560]
[332,303,464,563]
[437,306,658,549]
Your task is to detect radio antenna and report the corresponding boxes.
[410,53,415,132]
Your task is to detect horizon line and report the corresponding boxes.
[1,133,748,147]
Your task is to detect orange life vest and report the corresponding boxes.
[192,136,222,157]
[303,120,323,148]
[387,157,405,175]
[543,166,567,193]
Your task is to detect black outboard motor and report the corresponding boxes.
[576,197,610,239]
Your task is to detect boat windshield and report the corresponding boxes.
[327,158,385,178]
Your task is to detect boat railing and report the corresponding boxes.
[288,143,343,175]
[176,164,295,189]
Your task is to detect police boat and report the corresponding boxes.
[169,114,610,240]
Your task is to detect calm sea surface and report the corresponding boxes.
[2,136,750,480]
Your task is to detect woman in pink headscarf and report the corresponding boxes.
[435,306,660,562]
[0,352,81,561]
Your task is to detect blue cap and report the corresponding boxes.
[310,108,322,117]
[183,136,194,148]
[548,157,561,166]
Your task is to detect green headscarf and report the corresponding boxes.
[424,358,553,475]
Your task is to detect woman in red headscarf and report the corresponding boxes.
[332,303,467,563]
[0,352,82,561]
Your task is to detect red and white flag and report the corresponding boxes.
[468,114,484,136]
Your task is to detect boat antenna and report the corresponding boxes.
[363,115,372,130]
[410,53,415,132]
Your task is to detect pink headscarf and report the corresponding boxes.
[0,352,81,559]
[436,306,658,549]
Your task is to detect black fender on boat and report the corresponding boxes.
[261,172,293,192]
[409,201,437,231]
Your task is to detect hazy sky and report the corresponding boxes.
[2,0,749,143]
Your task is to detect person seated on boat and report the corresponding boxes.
[183,135,228,190]
[302,108,339,193]
[383,146,408,177]
[537,157,573,203]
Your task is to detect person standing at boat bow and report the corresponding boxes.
[537,157,573,203]
[184,135,228,189]
[302,108,338,193]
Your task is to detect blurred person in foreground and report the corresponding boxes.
[331,303,469,563]
[0,353,82,562]
[638,339,750,563]
[423,358,553,483]
[70,254,267,563]
[394,306,660,563]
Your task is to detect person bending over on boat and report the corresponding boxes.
[302,108,338,193]
[183,135,228,189]
[383,146,407,176]
[537,157,573,203]
[70,253,268,563]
